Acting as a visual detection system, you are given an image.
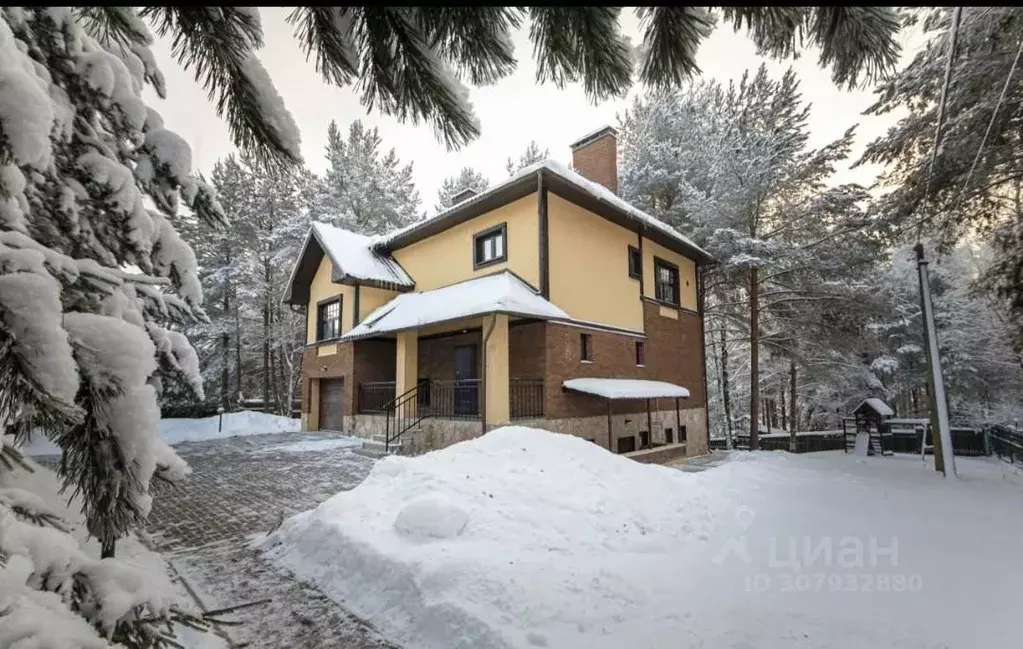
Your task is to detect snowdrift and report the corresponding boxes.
[263,426,1023,649]
[23,410,301,455]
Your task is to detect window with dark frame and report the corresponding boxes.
[316,297,341,341]
[635,341,645,366]
[580,333,593,362]
[628,245,642,279]
[473,223,507,268]
[654,257,680,306]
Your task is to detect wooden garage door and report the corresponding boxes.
[319,378,345,432]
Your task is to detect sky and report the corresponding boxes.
[145,9,929,208]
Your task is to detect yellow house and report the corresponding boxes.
[283,127,715,460]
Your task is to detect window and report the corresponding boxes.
[580,333,593,362]
[316,297,341,341]
[473,223,507,269]
[654,257,680,305]
[628,245,642,279]
[635,341,645,366]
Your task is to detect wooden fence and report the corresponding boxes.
[711,424,1012,460]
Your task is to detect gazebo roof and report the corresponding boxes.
[852,398,895,418]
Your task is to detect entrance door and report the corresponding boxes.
[319,377,345,431]
[453,344,478,416]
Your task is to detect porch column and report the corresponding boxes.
[485,314,510,426]
[395,329,419,403]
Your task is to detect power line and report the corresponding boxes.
[918,6,963,243]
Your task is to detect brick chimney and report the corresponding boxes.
[451,188,477,205]
[570,126,618,194]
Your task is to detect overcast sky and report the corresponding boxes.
[145,9,927,207]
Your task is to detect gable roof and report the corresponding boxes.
[341,270,569,341]
[375,159,714,265]
[282,223,413,304]
[853,398,895,418]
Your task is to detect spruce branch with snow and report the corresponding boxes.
[505,140,549,177]
[81,6,900,164]
[0,7,224,646]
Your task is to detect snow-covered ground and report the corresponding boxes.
[262,425,1023,649]
[22,410,300,455]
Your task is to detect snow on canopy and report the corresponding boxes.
[563,378,691,400]
[342,270,568,340]
[854,397,895,417]
[375,159,712,262]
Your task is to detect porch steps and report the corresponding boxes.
[356,433,416,458]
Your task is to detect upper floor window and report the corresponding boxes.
[580,333,593,362]
[473,223,507,269]
[317,297,341,341]
[628,245,642,279]
[654,257,680,306]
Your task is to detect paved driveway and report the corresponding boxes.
[144,431,399,649]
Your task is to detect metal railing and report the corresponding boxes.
[358,381,396,413]
[420,379,481,420]
[384,384,425,452]
[510,379,544,419]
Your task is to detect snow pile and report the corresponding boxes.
[264,426,1023,649]
[159,410,300,444]
[22,410,301,455]
[344,270,568,340]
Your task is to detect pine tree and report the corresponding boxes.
[436,166,490,210]
[505,140,550,175]
[0,7,238,645]
[313,119,421,234]
[859,7,1023,341]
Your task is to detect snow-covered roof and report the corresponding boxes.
[375,160,713,263]
[341,271,569,340]
[562,378,691,400]
[312,222,413,287]
[854,398,895,417]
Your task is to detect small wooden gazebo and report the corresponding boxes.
[843,398,895,456]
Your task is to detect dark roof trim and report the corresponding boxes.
[378,168,714,266]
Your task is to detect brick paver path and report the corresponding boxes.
[143,431,400,649]
[147,431,375,551]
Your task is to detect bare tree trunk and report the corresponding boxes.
[749,267,760,450]
[789,360,798,452]
[719,325,734,448]
[262,266,271,412]
[780,383,787,432]
[234,307,243,405]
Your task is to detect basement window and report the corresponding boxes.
[580,333,593,362]
[473,222,507,269]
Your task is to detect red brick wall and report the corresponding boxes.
[419,331,482,381]
[509,321,546,379]
[544,300,706,419]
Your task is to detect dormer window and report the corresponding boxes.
[473,223,507,269]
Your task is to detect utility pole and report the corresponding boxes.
[915,243,957,478]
